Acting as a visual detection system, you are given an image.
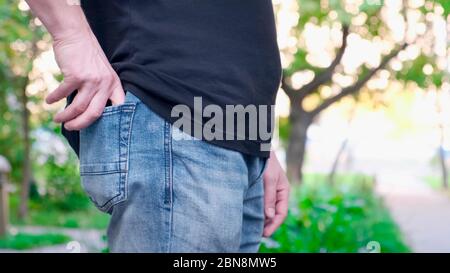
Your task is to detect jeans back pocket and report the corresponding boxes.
[79,102,137,214]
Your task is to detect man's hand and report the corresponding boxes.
[263,151,290,237]
[26,0,125,131]
[48,31,125,131]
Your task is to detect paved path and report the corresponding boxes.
[375,171,450,253]
[347,158,450,253]
[303,138,450,253]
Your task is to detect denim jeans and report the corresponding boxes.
[79,91,267,253]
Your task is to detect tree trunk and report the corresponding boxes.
[435,95,448,190]
[19,86,31,219]
[328,106,356,185]
[438,123,448,189]
[329,138,349,186]
[18,23,40,220]
[286,106,313,183]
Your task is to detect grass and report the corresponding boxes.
[11,207,110,229]
[9,195,110,229]
[424,176,450,191]
[424,176,450,198]
[0,232,71,250]
[260,173,410,253]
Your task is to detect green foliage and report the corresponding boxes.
[0,0,49,183]
[260,174,409,253]
[396,54,444,88]
[0,232,70,250]
[436,0,450,16]
[101,235,109,253]
[34,154,91,212]
[16,207,110,229]
[10,194,110,229]
[7,148,110,229]
[296,0,329,27]
[284,49,320,77]
[285,0,445,104]
[424,176,450,193]
[278,116,291,145]
[0,0,101,224]
[359,0,385,14]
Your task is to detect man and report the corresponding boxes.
[26,0,289,253]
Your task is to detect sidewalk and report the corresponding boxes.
[375,172,450,253]
[305,144,450,252]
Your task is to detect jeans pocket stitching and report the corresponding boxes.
[102,102,136,115]
[79,102,137,213]
[118,103,137,209]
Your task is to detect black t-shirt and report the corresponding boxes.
[64,0,282,158]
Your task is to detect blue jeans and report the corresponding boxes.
[79,91,267,253]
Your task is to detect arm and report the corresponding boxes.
[26,0,88,41]
[26,0,125,130]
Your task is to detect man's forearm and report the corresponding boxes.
[25,0,90,41]
[25,0,125,130]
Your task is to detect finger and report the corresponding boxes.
[46,80,80,104]
[54,85,97,123]
[263,199,289,237]
[264,177,290,237]
[89,30,123,98]
[87,31,125,106]
[263,214,285,237]
[275,175,290,220]
[64,91,109,131]
[109,82,125,106]
[264,173,277,219]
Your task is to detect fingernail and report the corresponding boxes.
[267,208,275,218]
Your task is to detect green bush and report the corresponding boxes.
[8,147,110,229]
[33,155,91,212]
[0,233,71,250]
[424,176,450,192]
[10,194,110,229]
[260,173,409,253]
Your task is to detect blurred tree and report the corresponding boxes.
[328,103,357,185]
[436,0,450,189]
[0,0,47,218]
[280,0,448,183]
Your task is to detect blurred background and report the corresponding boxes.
[0,0,449,253]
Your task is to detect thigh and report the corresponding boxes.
[170,127,250,252]
[79,91,168,253]
[81,91,265,253]
[240,157,266,253]
[106,92,171,253]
